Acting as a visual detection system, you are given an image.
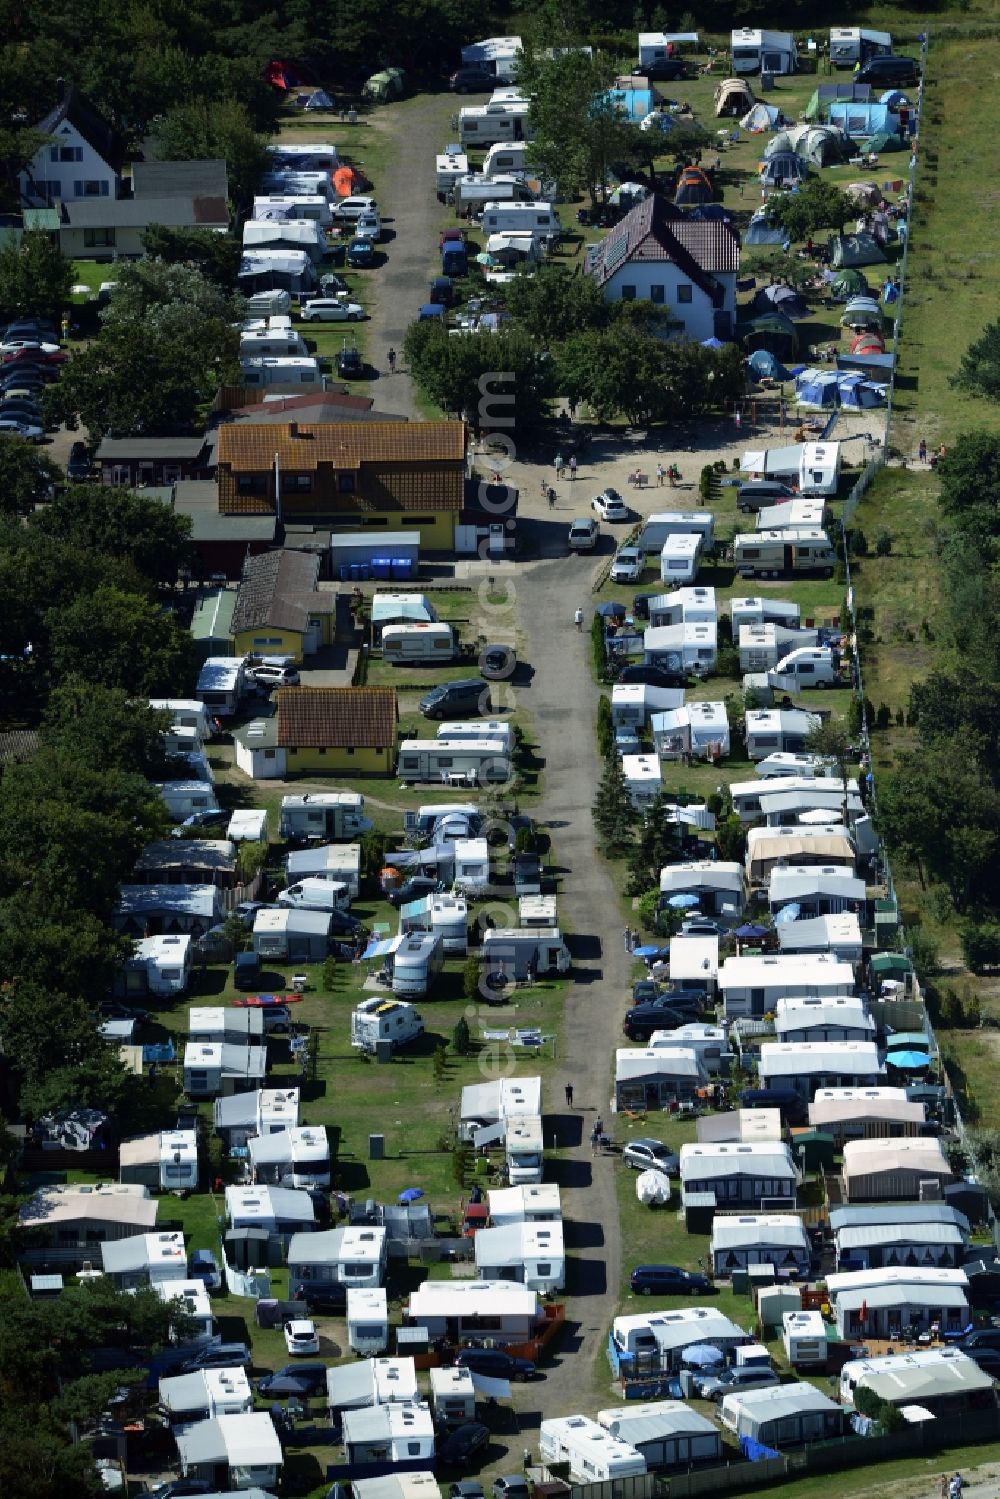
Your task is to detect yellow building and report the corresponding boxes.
[231,550,336,665]
[275,686,397,777]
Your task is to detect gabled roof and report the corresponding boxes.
[231,550,322,635]
[217,420,465,472]
[588,193,739,304]
[35,87,127,173]
[275,686,397,749]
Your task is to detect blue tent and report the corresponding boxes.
[606,86,656,121]
[828,101,896,138]
[688,203,732,222]
[837,373,885,409]
[747,348,789,381]
[880,89,913,107]
[795,368,840,411]
[752,283,810,320]
[744,211,789,249]
[773,903,801,924]
[760,152,809,187]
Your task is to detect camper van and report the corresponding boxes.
[453,175,534,215]
[351,997,425,1054]
[479,202,561,238]
[381,623,457,664]
[252,194,334,227]
[540,1416,647,1483]
[398,892,469,954]
[397,738,512,786]
[772,647,839,689]
[483,142,533,178]
[830,27,892,67]
[639,512,715,556]
[244,289,292,317]
[734,529,837,579]
[239,328,309,359]
[279,792,374,842]
[506,1115,544,1185]
[239,356,323,389]
[798,442,841,497]
[482,928,571,983]
[266,142,339,174]
[196,657,244,717]
[730,28,798,75]
[278,878,352,914]
[390,933,444,997]
[659,533,704,585]
[458,102,533,148]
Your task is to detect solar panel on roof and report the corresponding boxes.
[603,234,629,274]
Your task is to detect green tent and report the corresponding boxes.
[868,130,908,154]
[789,1129,837,1172]
[828,232,886,268]
[363,66,405,103]
[830,268,869,301]
[737,309,799,358]
[871,953,912,979]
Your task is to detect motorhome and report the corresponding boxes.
[429,893,469,952]
[772,647,839,689]
[381,622,457,663]
[239,327,309,359]
[239,356,323,389]
[639,511,715,556]
[351,996,425,1054]
[279,792,374,842]
[506,1115,544,1185]
[451,837,490,894]
[252,194,334,227]
[482,928,571,982]
[346,1287,389,1356]
[540,1416,647,1483]
[479,202,561,239]
[267,142,340,174]
[730,28,798,75]
[734,529,837,579]
[278,878,352,913]
[461,36,523,83]
[452,175,534,214]
[798,442,841,497]
[659,533,704,585]
[388,932,444,997]
[830,27,892,68]
[196,658,244,718]
[159,1130,199,1191]
[457,102,532,147]
[397,738,512,786]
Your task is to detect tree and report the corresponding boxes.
[878,745,1000,911]
[41,685,172,777]
[592,755,637,853]
[0,979,132,1117]
[715,814,746,863]
[45,586,198,695]
[0,900,124,1008]
[952,319,1000,402]
[403,323,554,438]
[960,921,1000,974]
[559,327,672,426]
[98,259,244,333]
[767,178,853,242]
[0,438,59,517]
[451,1015,472,1056]
[626,792,683,895]
[505,262,610,341]
[516,45,636,207]
[140,226,244,291]
[805,716,855,824]
[0,230,73,321]
[30,484,193,585]
[153,99,270,209]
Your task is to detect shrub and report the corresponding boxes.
[961,921,1000,975]
[875,703,891,731]
[636,889,661,933]
[590,610,608,679]
[597,693,615,758]
[462,955,482,1000]
[451,1139,473,1186]
[452,1015,472,1056]
[875,528,893,557]
[432,1045,448,1084]
[706,792,724,816]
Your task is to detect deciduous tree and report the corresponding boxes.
[45,586,197,695]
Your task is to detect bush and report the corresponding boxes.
[849,527,868,556]
[462,954,482,1001]
[875,528,893,557]
[321,957,339,990]
[451,1139,473,1186]
[907,925,940,980]
[597,693,615,758]
[636,889,661,933]
[432,1044,448,1084]
[452,1015,472,1056]
[706,792,724,817]
[715,644,740,680]
[961,920,1000,974]
[514,824,537,853]
[875,703,891,731]
[590,610,608,680]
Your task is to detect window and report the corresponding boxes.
[264,749,276,761]
[237,475,266,495]
[317,748,326,756]
[345,747,354,755]
[676,283,693,304]
[283,473,312,492]
[51,145,82,163]
[74,179,109,197]
[650,284,665,304]
[338,473,356,492]
[407,1444,421,1456]
[84,227,115,249]
[620,285,636,301]
[407,516,435,524]
[536,1262,551,1276]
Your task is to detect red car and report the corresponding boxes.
[1,347,66,366]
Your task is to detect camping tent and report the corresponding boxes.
[737,310,799,358]
[334,166,361,197]
[716,78,754,117]
[805,83,872,121]
[829,268,869,301]
[688,204,733,222]
[837,373,885,409]
[742,102,783,132]
[850,330,885,355]
[747,349,790,381]
[843,181,884,207]
[828,233,886,268]
[760,153,809,187]
[868,130,909,154]
[792,125,849,167]
[827,101,897,139]
[795,369,840,410]
[763,131,795,160]
[674,166,714,206]
[363,67,405,102]
[610,182,649,207]
[744,211,789,248]
[752,284,810,320]
[880,90,913,108]
[840,296,883,330]
[303,90,335,111]
[609,86,657,121]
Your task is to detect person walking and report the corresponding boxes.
[918,438,928,464]
[574,607,583,631]
[548,487,556,509]
[624,925,632,952]
[569,454,577,481]
[591,1122,600,1154]
[387,347,396,373]
[554,453,565,479]
[656,463,665,487]
[565,1083,574,1108]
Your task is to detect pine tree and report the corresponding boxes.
[592,755,638,853]
[626,791,682,894]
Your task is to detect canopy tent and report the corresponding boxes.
[795,369,840,411]
[747,348,790,381]
[760,153,809,187]
[805,83,872,122]
[715,77,755,117]
[744,211,789,248]
[840,296,883,330]
[742,102,783,132]
[737,310,799,358]
[751,283,810,320]
[829,268,870,301]
[828,232,886,268]
[674,166,714,206]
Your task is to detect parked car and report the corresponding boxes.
[100,999,150,1024]
[234,951,263,990]
[448,1485,485,1499]
[354,213,382,242]
[346,238,376,269]
[233,900,269,926]
[479,643,516,680]
[0,417,43,441]
[438,1421,491,1466]
[679,918,724,937]
[388,875,445,908]
[170,808,229,837]
[326,908,363,935]
[962,1345,1000,1374]
[959,1328,1000,1353]
[737,479,796,512]
[291,1281,347,1314]
[146,1480,214,1499]
[643,56,688,80]
[609,546,644,583]
[62,442,92,484]
[336,344,365,376]
[622,1138,680,1176]
[631,1263,710,1296]
[454,1347,536,1381]
[300,298,365,322]
[629,985,704,1010]
[695,1366,780,1401]
[623,1001,703,1042]
[283,1318,320,1356]
[591,488,629,522]
[856,54,920,86]
[188,1250,222,1291]
[418,679,492,720]
[333,195,378,221]
[449,65,497,93]
[0,338,61,356]
[257,1362,328,1397]
[493,1479,530,1499]
[568,516,599,551]
[180,1342,252,1373]
[616,663,687,688]
[248,663,300,688]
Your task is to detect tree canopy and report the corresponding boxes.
[767,178,853,241]
[0,231,73,321]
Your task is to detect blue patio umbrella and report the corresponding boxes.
[398,1187,425,1203]
[596,601,627,618]
[887,1050,929,1070]
[681,1343,724,1368]
[735,923,769,939]
[667,893,701,909]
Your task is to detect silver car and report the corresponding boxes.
[622,1137,680,1176]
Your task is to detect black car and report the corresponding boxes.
[234,951,263,990]
[454,1347,535,1381]
[388,875,444,908]
[257,1362,328,1397]
[449,65,497,92]
[736,479,796,513]
[512,851,544,894]
[100,999,151,1024]
[856,54,920,87]
[438,1421,491,1467]
[962,1345,1000,1374]
[336,346,364,378]
[630,1264,711,1296]
[631,592,659,622]
[327,907,363,935]
[418,678,492,720]
[493,1479,530,1499]
[181,1342,252,1373]
[616,663,688,689]
[479,642,516,680]
[448,1485,485,1499]
[629,986,705,1011]
[642,56,687,80]
[291,1280,347,1314]
[147,1481,214,1499]
[624,1001,703,1042]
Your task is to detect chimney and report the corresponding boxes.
[56,77,66,104]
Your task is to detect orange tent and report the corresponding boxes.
[334,165,358,196]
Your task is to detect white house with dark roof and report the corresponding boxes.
[585,195,740,340]
[19,84,126,206]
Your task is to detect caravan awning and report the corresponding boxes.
[400,897,432,919]
[741,443,803,477]
[362,938,397,960]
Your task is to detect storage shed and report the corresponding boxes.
[596,1401,721,1470]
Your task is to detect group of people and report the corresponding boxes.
[553,453,578,480]
[918,438,947,467]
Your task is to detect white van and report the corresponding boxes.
[239,329,309,359]
[479,201,560,238]
[239,356,323,389]
[772,647,839,689]
[278,878,352,913]
[381,623,457,664]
